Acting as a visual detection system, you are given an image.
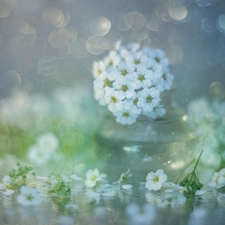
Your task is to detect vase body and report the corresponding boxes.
[94,113,192,181]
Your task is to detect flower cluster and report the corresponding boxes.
[208,168,225,189]
[0,162,35,196]
[93,42,174,124]
[27,132,59,165]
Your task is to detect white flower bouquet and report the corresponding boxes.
[92,41,174,125]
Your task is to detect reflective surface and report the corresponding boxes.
[0,0,225,224]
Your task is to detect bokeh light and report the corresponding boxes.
[216,14,225,33]
[37,55,59,76]
[0,70,21,93]
[0,0,14,19]
[0,0,223,109]
[89,16,111,36]
[208,82,225,100]
[0,1,224,224]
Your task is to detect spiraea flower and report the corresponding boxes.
[17,186,41,206]
[27,132,59,165]
[145,170,167,191]
[85,169,107,188]
[208,168,225,188]
[114,169,132,185]
[0,175,14,196]
[92,42,174,125]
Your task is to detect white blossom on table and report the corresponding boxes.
[17,186,41,206]
[0,175,14,196]
[92,42,174,124]
[208,168,225,188]
[145,169,167,191]
[85,168,107,188]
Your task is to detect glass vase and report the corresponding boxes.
[93,89,192,181]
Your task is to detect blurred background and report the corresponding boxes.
[0,0,224,107]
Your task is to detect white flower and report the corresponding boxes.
[104,51,120,67]
[85,169,106,188]
[113,110,138,125]
[113,77,136,99]
[94,88,106,106]
[93,61,106,78]
[145,169,167,191]
[137,88,161,113]
[158,70,173,91]
[113,40,122,51]
[126,42,141,52]
[17,186,41,206]
[116,62,135,78]
[126,203,156,225]
[3,175,12,186]
[144,104,166,119]
[131,65,153,89]
[104,87,124,112]
[98,71,115,87]
[0,175,14,196]
[127,51,147,66]
[208,168,225,188]
[28,132,59,165]
[37,132,59,153]
[115,169,132,184]
[28,146,49,165]
[153,49,169,67]
[123,96,142,115]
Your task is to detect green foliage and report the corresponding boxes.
[8,162,36,191]
[179,150,204,197]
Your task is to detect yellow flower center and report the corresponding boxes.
[153,176,159,183]
[134,59,141,65]
[121,70,128,76]
[133,98,138,105]
[123,112,130,117]
[146,95,153,102]
[155,57,160,63]
[91,175,97,181]
[138,74,145,81]
[108,60,113,66]
[121,85,128,92]
[97,69,102,75]
[104,78,111,87]
[111,96,117,103]
[162,74,167,80]
[26,195,33,201]
[7,184,13,190]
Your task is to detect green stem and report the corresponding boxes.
[193,150,204,171]
[175,159,194,184]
